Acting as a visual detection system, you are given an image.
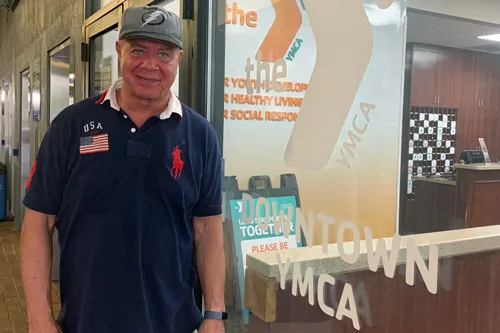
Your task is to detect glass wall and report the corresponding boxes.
[87,1,180,97]
[402,8,500,233]
[211,0,500,332]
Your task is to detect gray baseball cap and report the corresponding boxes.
[119,6,183,49]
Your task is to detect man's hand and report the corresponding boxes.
[198,319,224,333]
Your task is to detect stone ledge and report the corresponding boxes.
[246,225,500,280]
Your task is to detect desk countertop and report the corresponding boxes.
[413,176,456,186]
[246,225,500,280]
[453,163,500,171]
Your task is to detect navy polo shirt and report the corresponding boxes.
[23,86,222,333]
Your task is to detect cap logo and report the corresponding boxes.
[141,10,165,27]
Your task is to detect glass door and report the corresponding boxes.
[130,0,181,97]
[125,0,181,96]
[49,39,72,123]
[89,28,121,96]
[84,4,123,98]
[18,70,31,229]
[84,0,190,102]
[48,39,73,281]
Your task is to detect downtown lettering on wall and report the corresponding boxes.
[242,194,440,331]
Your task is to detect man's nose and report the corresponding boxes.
[140,56,159,70]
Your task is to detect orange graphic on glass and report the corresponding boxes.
[257,0,303,62]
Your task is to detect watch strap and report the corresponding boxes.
[204,310,228,320]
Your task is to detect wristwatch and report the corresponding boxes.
[204,310,228,320]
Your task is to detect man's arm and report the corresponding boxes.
[192,125,225,315]
[193,214,225,312]
[20,117,67,332]
[20,209,60,330]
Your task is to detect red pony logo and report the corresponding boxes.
[25,160,37,189]
[170,142,185,179]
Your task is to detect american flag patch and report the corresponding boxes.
[80,134,109,154]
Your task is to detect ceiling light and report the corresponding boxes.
[478,34,500,42]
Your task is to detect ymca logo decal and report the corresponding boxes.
[170,142,185,179]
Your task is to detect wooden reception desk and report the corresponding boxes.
[411,163,500,232]
[453,163,500,229]
[412,176,456,233]
[244,226,500,333]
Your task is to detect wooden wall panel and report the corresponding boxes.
[409,44,500,161]
[413,180,455,233]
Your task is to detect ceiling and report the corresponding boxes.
[0,0,19,11]
[408,0,500,25]
[407,10,500,54]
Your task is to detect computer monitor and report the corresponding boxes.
[459,150,485,164]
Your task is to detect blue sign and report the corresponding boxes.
[229,195,301,324]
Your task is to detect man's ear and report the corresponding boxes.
[115,40,122,55]
[177,49,184,63]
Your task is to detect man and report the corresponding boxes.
[19,5,226,333]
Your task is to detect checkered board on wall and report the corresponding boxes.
[407,107,458,199]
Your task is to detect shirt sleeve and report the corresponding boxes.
[23,117,67,215]
[192,126,222,217]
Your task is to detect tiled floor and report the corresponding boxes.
[0,221,60,333]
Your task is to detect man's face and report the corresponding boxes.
[116,38,183,101]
